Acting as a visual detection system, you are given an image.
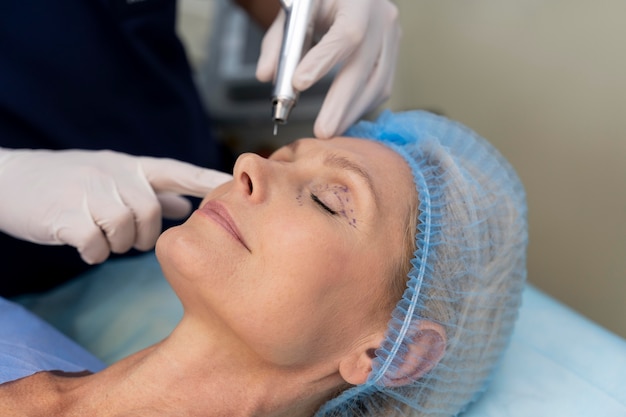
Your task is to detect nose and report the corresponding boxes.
[232,153,271,203]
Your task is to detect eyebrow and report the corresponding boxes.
[324,153,380,209]
[287,139,380,208]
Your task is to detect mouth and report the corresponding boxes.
[197,201,250,251]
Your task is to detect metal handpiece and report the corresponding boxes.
[271,0,315,135]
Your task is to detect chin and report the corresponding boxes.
[155,219,235,287]
[154,223,204,282]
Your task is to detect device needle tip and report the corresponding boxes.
[273,123,278,136]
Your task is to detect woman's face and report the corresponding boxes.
[156,136,415,367]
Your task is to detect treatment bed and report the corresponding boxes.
[15,251,626,416]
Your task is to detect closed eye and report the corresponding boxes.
[311,193,337,215]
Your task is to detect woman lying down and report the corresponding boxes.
[0,110,527,417]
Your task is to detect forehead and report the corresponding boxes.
[287,135,409,174]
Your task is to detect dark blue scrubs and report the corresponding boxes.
[0,0,229,295]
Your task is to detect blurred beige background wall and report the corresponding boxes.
[177,0,626,338]
[389,0,626,337]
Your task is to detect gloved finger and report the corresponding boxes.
[256,9,286,83]
[55,208,112,265]
[312,34,383,138]
[314,5,402,140]
[114,180,162,252]
[313,25,400,138]
[85,175,141,255]
[139,157,233,197]
[75,231,111,265]
[337,20,401,135]
[136,158,232,250]
[292,9,369,92]
[158,192,192,220]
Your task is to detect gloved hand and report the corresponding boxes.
[0,148,232,264]
[256,0,401,139]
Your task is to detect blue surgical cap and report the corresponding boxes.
[316,110,528,417]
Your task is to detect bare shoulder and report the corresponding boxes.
[0,371,89,416]
[0,373,42,415]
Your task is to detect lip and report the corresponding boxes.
[196,201,250,251]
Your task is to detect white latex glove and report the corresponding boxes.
[0,148,232,264]
[256,0,401,139]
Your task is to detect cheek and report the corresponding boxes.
[237,221,354,361]
[264,237,360,360]
[259,213,347,283]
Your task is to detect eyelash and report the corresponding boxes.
[311,193,337,215]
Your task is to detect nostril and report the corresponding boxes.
[241,172,253,194]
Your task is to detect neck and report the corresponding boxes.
[8,315,345,417]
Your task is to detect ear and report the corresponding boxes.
[383,320,447,387]
[338,321,446,387]
[338,334,385,386]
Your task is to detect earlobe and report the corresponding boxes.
[338,335,385,386]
